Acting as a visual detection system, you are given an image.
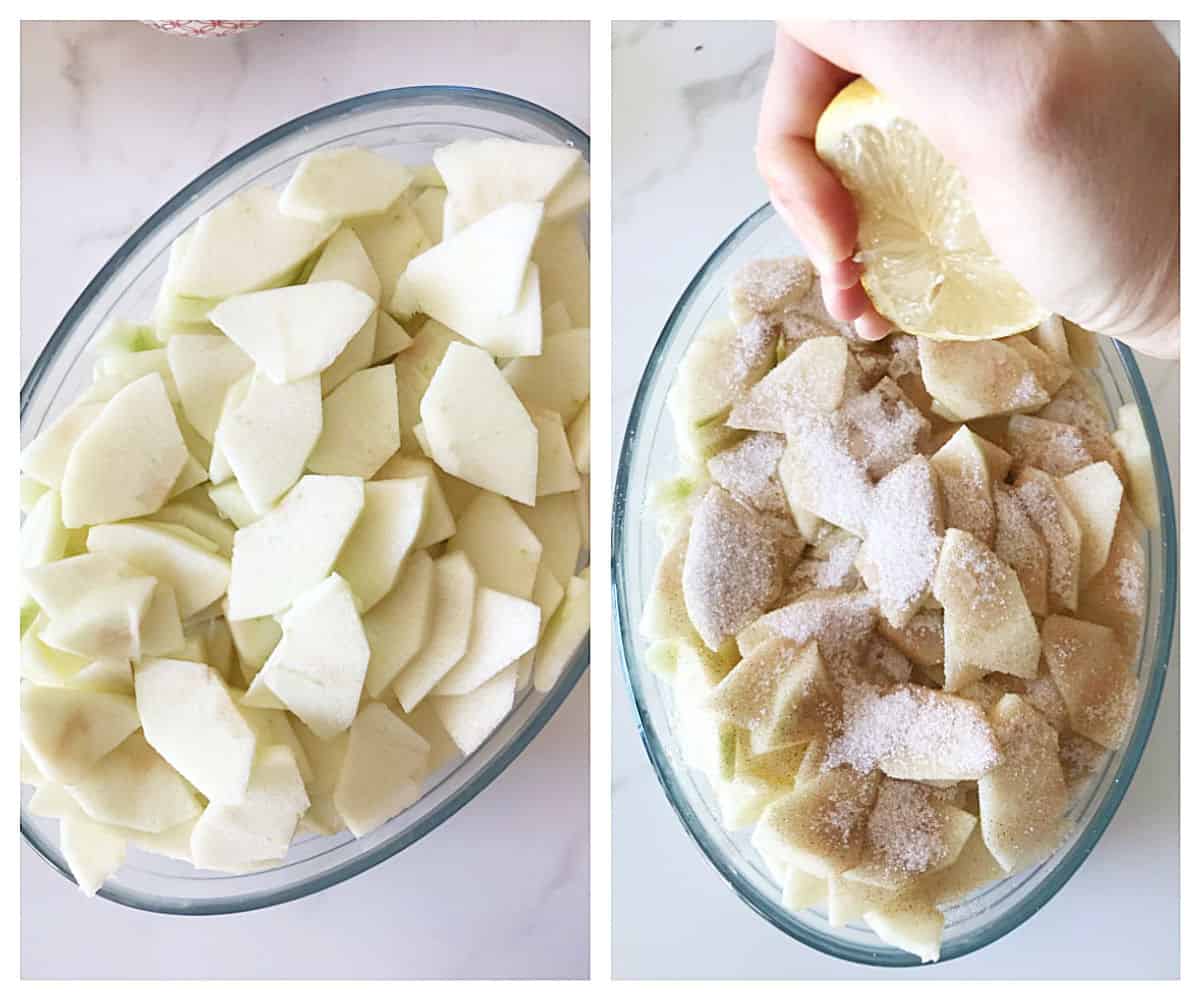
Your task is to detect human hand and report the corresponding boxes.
[756,21,1180,359]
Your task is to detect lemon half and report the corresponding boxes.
[815,78,1046,341]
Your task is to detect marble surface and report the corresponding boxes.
[612,20,1180,980]
[21,20,589,980]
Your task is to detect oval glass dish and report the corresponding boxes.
[612,203,1176,966]
[21,86,590,915]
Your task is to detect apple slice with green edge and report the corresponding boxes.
[91,350,180,404]
[533,570,589,692]
[255,574,369,740]
[431,663,518,757]
[349,197,431,297]
[135,657,256,804]
[173,187,336,299]
[87,521,230,618]
[333,702,430,837]
[21,685,140,785]
[208,280,375,385]
[166,333,254,441]
[39,576,155,661]
[568,399,590,475]
[503,327,590,424]
[433,139,581,225]
[371,311,413,365]
[363,549,436,698]
[60,815,127,896]
[189,745,309,872]
[434,588,540,696]
[60,373,188,528]
[1111,402,1159,529]
[420,343,538,505]
[334,479,426,612]
[532,408,582,496]
[446,492,542,599]
[373,455,456,547]
[89,318,161,355]
[393,551,477,712]
[226,475,363,620]
[307,365,400,478]
[20,402,104,488]
[517,492,582,590]
[218,373,322,513]
[280,147,414,223]
[66,732,200,835]
[532,220,589,326]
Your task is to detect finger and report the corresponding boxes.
[822,276,873,323]
[757,28,858,263]
[853,305,895,341]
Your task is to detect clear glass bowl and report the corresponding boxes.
[612,203,1177,967]
[21,86,590,914]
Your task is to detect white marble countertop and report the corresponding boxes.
[612,20,1179,980]
[21,20,590,980]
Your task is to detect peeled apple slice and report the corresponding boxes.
[307,365,400,478]
[166,334,254,441]
[420,343,538,505]
[815,78,1045,340]
[20,402,104,488]
[445,492,542,600]
[363,549,436,698]
[434,588,540,695]
[280,146,415,223]
[209,280,376,385]
[60,373,188,528]
[334,478,426,612]
[20,685,141,785]
[433,139,581,226]
[172,187,337,299]
[533,571,589,692]
[60,816,127,897]
[431,664,518,756]
[333,702,430,837]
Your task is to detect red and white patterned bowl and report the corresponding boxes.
[144,20,262,38]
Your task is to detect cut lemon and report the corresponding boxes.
[815,78,1046,341]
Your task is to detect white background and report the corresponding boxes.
[20,20,590,980]
[611,20,1181,980]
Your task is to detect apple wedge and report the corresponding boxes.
[435,588,540,696]
[373,455,457,547]
[930,426,997,546]
[1013,467,1083,614]
[21,685,140,785]
[60,815,128,897]
[446,492,543,600]
[567,399,590,475]
[863,901,945,964]
[190,744,309,873]
[1058,461,1124,584]
[66,732,200,835]
[532,219,590,327]
[412,186,447,244]
[87,521,231,618]
[20,402,104,488]
[503,327,590,424]
[363,549,436,698]
[532,571,589,692]
[39,576,156,661]
[993,483,1050,617]
[334,479,426,612]
[254,574,370,740]
[517,492,582,590]
[430,663,518,757]
[333,702,431,837]
[420,343,538,505]
[166,333,254,441]
[728,337,854,432]
[348,197,431,298]
[433,138,581,225]
[21,489,70,569]
[226,475,364,619]
[307,365,400,478]
[372,311,413,364]
[208,280,376,385]
[1111,402,1159,530]
[532,408,582,496]
[918,338,1049,419]
[1041,616,1136,750]
[217,372,323,513]
[60,373,188,528]
[280,146,414,223]
[135,657,256,804]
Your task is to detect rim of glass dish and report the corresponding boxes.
[611,202,1177,967]
[20,85,591,915]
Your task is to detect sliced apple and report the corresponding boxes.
[135,657,256,804]
[39,576,156,661]
[446,491,543,600]
[372,311,413,364]
[293,723,349,836]
[531,407,582,496]
[918,338,1049,419]
[1111,402,1159,530]
[992,483,1049,617]
[66,731,200,834]
[1058,461,1124,584]
[1041,616,1136,750]
[362,549,436,698]
[332,702,430,837]
[420,343,538,505]
[334,479,426,612]
[543,300,572,335]
[412,186,447,244]
[430,663,518,756]
[307,365,400,478]
[932,528,1040,689]
[21,685,140,785]
[1079,504,1147,641]
[208,479,259,528]
[533,571,589,692]
[977,694,1068,871]
[60,815,128,896]
[1013,467,1083,614]
[777,416,874,537]
[87,520,231,618]
[254,574,370,740]
[517,492,582,590]
[208,280,376,385]
[393,551,477,712]
[21,489,70,569]
[348,197,432,299]
[1007,414,1094,476]
[863,901,945,964]
[64,657,135,696]
[727,337,854,432]
[533,219,589,327]
[280,146,414,223]
[60,373,188,528]
[190,744,309,872]
[226,474,363,620]
[165,333,254,442]
[930,426,996,547]
[20,402,104,488]
[373,454,457,547]
[503,327,590,425]
[433,138,581,225]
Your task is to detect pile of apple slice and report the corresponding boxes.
[20,138,591,896]
[643,256,1156,962]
